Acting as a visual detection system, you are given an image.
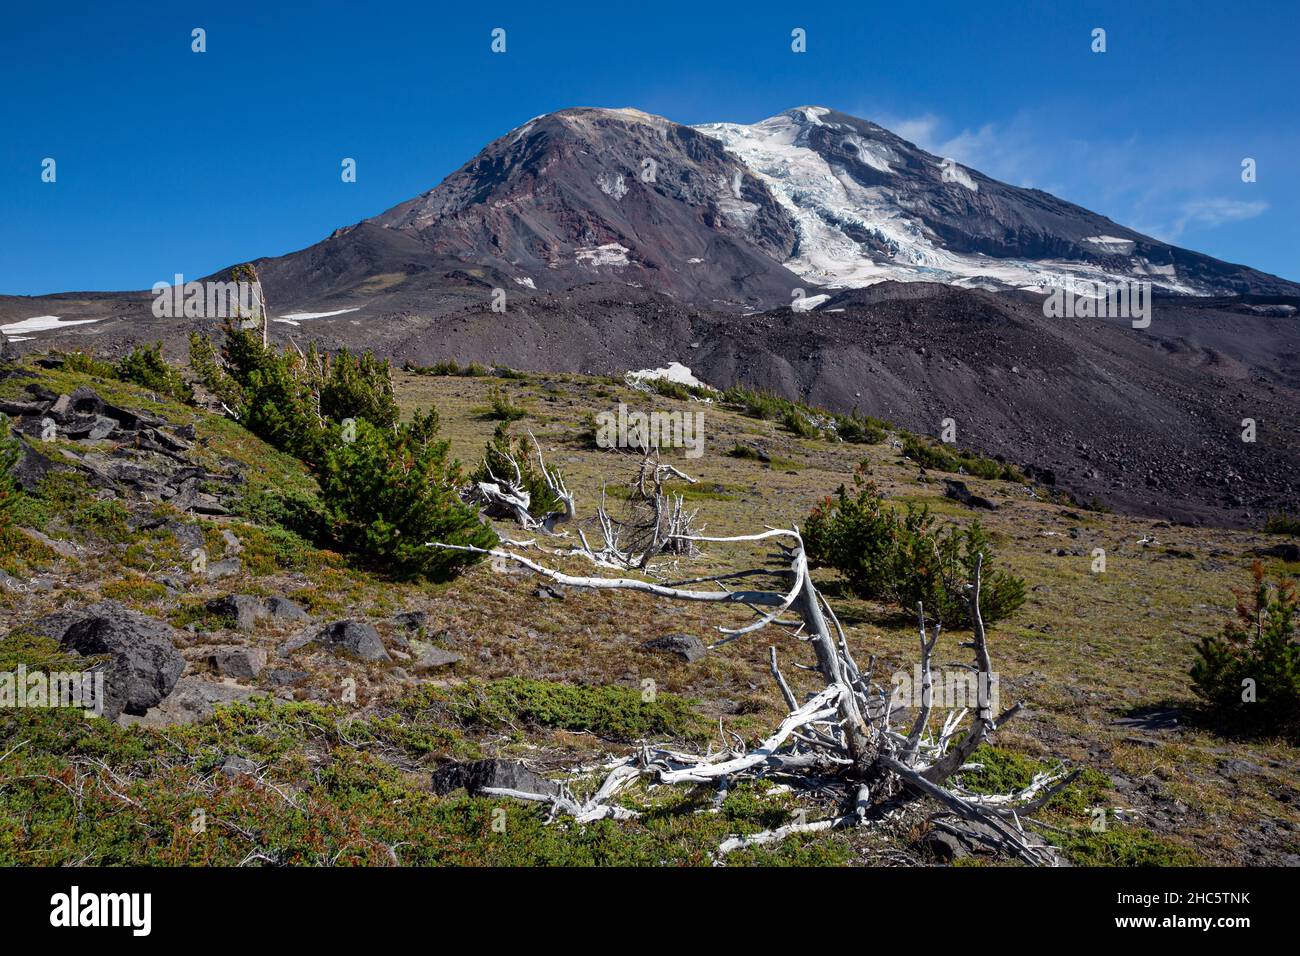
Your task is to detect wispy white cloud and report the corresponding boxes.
[1164,198,1268,238]
[856,105,1277,248]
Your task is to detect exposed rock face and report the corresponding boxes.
[51,601,185,719]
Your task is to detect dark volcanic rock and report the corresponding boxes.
[204,594,265,631]
[7,436,56,492]
[56,601,185,719]
[640,633,709,663]
[315,620,390,662]
[943,479,998,511]
[430,759,560,799]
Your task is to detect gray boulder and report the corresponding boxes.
[56,601,185,719]
[430,759,560,799]
[412,645,463,672]
[640,633,708,663]
[316,620,390,662]
[7,436,56,492]
[205,594,265,631]
[264,596,308,621]
[119,677,264,728]
[208,646,268,680]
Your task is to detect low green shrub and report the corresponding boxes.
[1191,561,1299,736]
[115,342,193,403]
[804,463,1026,627]
[317,411,496,579]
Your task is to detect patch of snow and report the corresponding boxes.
[625,362,712,391]
[596,172,627,200]
[939,158,978,191]
[686,257,704,264]
[1085,235,1138,255]
[272,307,361,326]
[792,293,832,312]
[513,277,536,289]
[575,243,631,268]
[0,315,101,334]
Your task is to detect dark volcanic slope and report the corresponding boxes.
[4,280,1297,525]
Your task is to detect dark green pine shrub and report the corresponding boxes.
[803,463,1026,627]
[471,423,560,518]
[115,342,194,403]
[0,417,21,539]
[317,411,497,579]
[1191,561,1299,735]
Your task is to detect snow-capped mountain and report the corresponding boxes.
[224,105,1296,314]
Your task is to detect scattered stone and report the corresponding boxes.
[430,759,560,799]
[220,755,257,778]
[264,596,308,621]
[204,594,264,631]
[412,645,463,672]
[208,646,268,680]
[55,601,185,720]
[534,585,564,600]
[943,479,997,511]
[640,633,708,663]
[316,620,390,662]
[263,668,309,688]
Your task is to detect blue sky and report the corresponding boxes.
[2,0,1296,295]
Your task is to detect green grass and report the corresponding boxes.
[437,677,709,743]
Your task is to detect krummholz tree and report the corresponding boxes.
[429,526,1076,864]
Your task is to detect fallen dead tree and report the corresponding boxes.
[429,525,1074,864]
[569,446,703,571]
